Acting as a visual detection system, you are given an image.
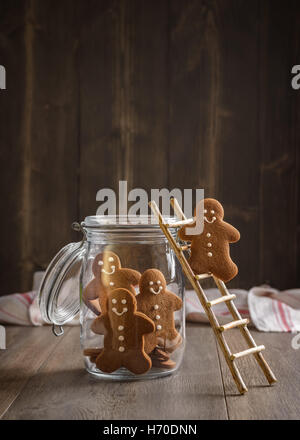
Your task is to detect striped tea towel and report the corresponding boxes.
[186,285,300,332]
[1,270,300,333]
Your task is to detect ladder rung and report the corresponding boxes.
[207,294,236,307]
[164,218,194,228]
[179,244,190,251]
[219,319,249,332]
[231,345,265,361]
[194,273,212,280]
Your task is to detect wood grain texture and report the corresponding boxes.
[0,1,299,294]
[78,0,169,219]
[169,0,221,194]
[29,0,79,270]
[292,0,300,289]
[259,0,299,289]
[2,324,228,420]
[0,326,70,418]
[127,0,169,194]
[78,0,119,219]
[216,1,260,289]
[0,1,28,294]
[2,325,299,420]
[217,329,300,420]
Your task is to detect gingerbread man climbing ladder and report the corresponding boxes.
[149,198,277,395]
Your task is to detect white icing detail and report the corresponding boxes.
[204,216,216,224]
[156,325,162,331]
[149,281,154,286]
[101,265,116,275]
[98,260,103,266]
[109,282,114,286]
[121,299,127,304]
[207,243,212,247]
[206,233,211,238]
[211,210,215,214]
[112,307,128,316]
[157,280,161,285]
[154,304,159,310]
[118,346,125,352]
[112,298,117,304]
[118,335,124,341]
[150,286,163,295]
[118,325,124,331]
[155,315,160,320]
[204,209,207,213]
[207,252,213,257]
[108,257,114,262]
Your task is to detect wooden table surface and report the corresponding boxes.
[0,323,299,420]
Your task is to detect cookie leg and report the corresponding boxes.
[96,349,122,373]
[212,261,238,283]
[123,351,152,375]
[157,332,182,353]
[189,256,209,275]
[143,333,157,354]
[83,347,103,364]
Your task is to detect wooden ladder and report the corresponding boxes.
[149,198,277,395]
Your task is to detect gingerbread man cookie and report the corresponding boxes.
[178,198,240,282]
[91,289,155,374]
[136,269,183,354]
[82,251,141,314]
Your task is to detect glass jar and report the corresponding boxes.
[39,216,185,380]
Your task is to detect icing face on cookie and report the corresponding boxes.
[111,297,128,316]
[149,280,163,295]
[139,269,167,296]
[100,251,120,275]
[202,199,224,224]
[92,251,121,278]
[108,289,135,318]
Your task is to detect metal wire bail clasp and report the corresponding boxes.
[52,324,64,337]
[72,221,87,242]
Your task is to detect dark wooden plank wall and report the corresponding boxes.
[0,0,299,295]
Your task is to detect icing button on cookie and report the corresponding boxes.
[118,325,124,331]
[118,346,125,352]
[155,315,160,320]
[207,252,213,257]
[156,325,162,331]
[109,282,114,286]
[154,304,159,310]
[207,243,212,247]
[118,335,124,341]
[206,233,211,238]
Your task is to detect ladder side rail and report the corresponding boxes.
[150,201,248,394]
[170,197,186,220]
[168,198,276,387]
[214,275,277,384]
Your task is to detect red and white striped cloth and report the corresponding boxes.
[185,285,300,332]
[0,271,300,332]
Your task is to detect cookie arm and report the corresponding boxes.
[82,280,101,315]
[120,268,141,286]
[82,279,98,302]
[91,314,108,334]
[173,295,183,311]
[166,290,183,311]
[224,223,240,242]
[177,221,196,242]
[136,313,155,334]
